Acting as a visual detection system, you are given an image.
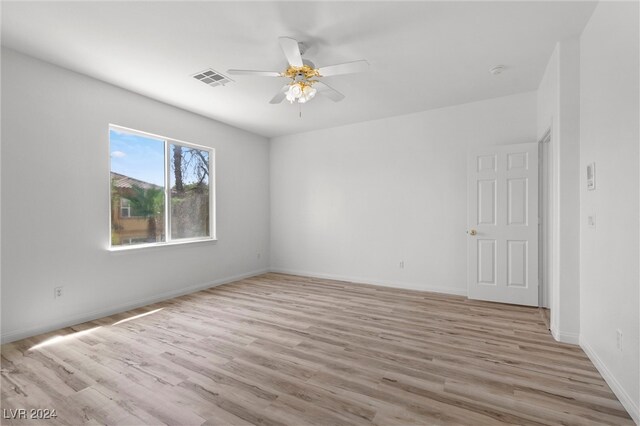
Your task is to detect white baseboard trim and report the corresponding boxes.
[550,326,580,345]
[580,337,639,425]
[269,267,468,297]
[0,268,270,344]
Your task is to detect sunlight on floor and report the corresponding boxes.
[30,326,103,350]
[28,308,165,350]
[112,308,164,325]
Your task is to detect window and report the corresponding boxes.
[109,125,214,248]
[120,198,131,218]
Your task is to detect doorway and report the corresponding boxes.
[539,128,552,326]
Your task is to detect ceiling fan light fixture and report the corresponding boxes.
[290,84,303,97]
[285,81,317,104]
[303,85,317,98]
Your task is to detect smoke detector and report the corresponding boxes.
[489,65,505,75]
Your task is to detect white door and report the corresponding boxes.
[467,143,539,306]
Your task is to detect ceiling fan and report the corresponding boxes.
[227,37,369,105]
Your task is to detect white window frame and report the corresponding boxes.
[109,124,216,251]
[122,236,149,245]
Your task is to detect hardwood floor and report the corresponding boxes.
[1,273,633,425]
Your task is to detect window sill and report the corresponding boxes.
[108,237,217,253]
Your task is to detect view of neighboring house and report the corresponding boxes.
[110,168,211,246]
[110,171,165,245]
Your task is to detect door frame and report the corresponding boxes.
[539,128,552,310]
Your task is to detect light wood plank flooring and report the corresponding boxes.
[1,273,633,425]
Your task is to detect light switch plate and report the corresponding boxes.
[587,214,596,228]
[587,163,596,190]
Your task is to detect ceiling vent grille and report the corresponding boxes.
[192,69,233,88]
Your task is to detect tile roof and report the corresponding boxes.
[110,172,162,190]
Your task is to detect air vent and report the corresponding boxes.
[192,69,233,88]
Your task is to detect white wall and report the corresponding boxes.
[270,92,537,294]
[579,1,639,422]
[536,38,582,344]
[0,48,271,343]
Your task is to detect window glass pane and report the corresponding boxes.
[110,129,166,246]
[169,144,210,239]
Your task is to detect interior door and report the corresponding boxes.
[467,143,539,306]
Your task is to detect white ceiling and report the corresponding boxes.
[2,1,597,138]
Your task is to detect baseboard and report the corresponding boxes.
[550,326,580,345]
[580,337,639,425]
[269,267,468,297]
[0,268,269,344]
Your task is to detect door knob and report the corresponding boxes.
[468,229,477,236]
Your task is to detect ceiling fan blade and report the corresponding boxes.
[318,60,369,77]
[227,69,282,77]
[269,85,290,104]
[314,81,345,102]
[278,37,304,67]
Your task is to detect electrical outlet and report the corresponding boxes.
[54,286,63,298]
[616,329,623,351]
[399,261,405,269]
